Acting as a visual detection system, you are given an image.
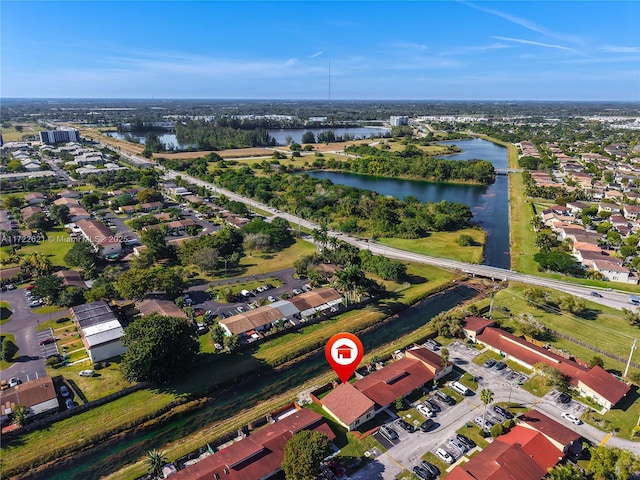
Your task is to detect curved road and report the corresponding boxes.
[159,167,632,312]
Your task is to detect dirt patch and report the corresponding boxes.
[156,147,274,160]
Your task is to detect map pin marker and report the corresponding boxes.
[325,332,364,383]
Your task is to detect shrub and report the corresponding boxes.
[456,234,475,246]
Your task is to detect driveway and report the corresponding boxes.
[0,288,68,384]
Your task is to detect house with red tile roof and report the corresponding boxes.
[471,321,630,411]
[170,407,335,480]
[462,316,495,341]
[578,365,631,410]
[321,382,375,430]
[518,409,582,455]
[319,346,444,429]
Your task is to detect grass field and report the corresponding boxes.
[378,228,486,264]
[239,239,316,276]
[1,124,38,142]
[0,227,73,268]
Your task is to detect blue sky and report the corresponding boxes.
[2,1,639,100]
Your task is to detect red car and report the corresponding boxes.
[25,285,35,290]
[39,338,55,346]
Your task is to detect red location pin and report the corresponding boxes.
[325,332,364,383]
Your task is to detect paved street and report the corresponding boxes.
[0,288,68,384]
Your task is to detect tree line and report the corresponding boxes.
[342,144,496,185]
[175,119,276,150]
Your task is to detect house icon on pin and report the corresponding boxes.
[336,343,352,360]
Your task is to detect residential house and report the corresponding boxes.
[320,345,447,430]
[55,270,87,289]
[70,301,126,363]
[589,259,635,284]
[470,320,631,411]
[76,219,121,256]
[68,205,91,222]
[0,376,59,425]
[624,205,640,221]
[139,201,163,213]
[54,197,80,207]
[24,192,46,205]
[170,406,335,480]
[20,206,43,222]
[137,298,187,319]
[57,189,80,198]
[518,409,583,456]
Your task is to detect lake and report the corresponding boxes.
[307,139,510,268]
[107,126,391,149]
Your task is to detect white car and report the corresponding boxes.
[79,370,94,377]
[561,412,582,425]
[417,403,435,418]
[436,447,454,464]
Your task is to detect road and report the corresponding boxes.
[158,167,632,312]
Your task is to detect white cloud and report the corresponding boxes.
[463,1,583,45]
[492,36,574,51]
[441,42,512,55]
[600,45,640,54]
[388,41,428,51]
[310,51,324,58]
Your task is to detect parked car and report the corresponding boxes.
[5,284,15,290]
[557,392,572,404]
[474,416,494,431]
[379,425,399,441]
[267,296,276,303]
[456,434,476,449]
[420,419,437,432]
[79,370,94,377]
[412,465,433,480]
[561,412,582,425]
[417,403,435,418]
[436,448,454,464]
[59,385,70,397]
[29,299,43,307]
[39,338,55,345]
[425,399,440,412]
[448,438,468,454]
[493,361,507,371]
[0,380,8,390]
[292,288,303,295]
[420,460,440,477]
[65,398,75,410]
[8,377,20,388]
[493,405,513,419]
[450,381,471,396]
[483,358,497,368]
[397,419,417,433]
[435,390,456,406]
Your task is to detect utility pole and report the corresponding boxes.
[488,280,496,318]
[624,339,637,378]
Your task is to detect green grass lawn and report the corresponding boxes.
[379,228,486,264]
[472,350,502,367]
[0,300,13,324]
[32,305,66,315]
[459,372,479,392]
[582,385,640,440]
[521,375,554,397]
[0,333,18,370]
[456,423,491,449]
[0,227,73,268]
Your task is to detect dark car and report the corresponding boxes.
[493,361,507,371]
[397,419,417,433]
[425,399,441,412]
[435,390,456,406]
[456,433,476,449]
[421,460,440,477]
[493,405,513,419]
[419,419,437,432]
[412,465,433,480]
[557,392,572,404]
[483,358,497,368]
[590,291,603,298]
[39,338,55,346]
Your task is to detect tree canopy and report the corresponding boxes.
[121,313,200,383]
[281,430,332,480]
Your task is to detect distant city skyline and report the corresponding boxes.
[1,1,639,101]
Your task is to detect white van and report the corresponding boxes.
[450,381,471,396]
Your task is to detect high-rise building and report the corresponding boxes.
[390,115,409,126]
[39,127,80,144]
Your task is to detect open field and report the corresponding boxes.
[1,124,38,142]
[158,147,275,160]
[0,227,73,268]
[378,228,486,264]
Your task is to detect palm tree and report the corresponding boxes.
[480,388,494,435]
[146,449,167,479]
[440,347,450,368]
[12,405,30,427]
